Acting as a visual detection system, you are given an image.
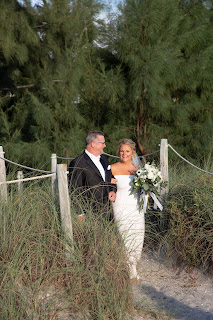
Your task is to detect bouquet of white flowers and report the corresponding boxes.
[131,162,165,210]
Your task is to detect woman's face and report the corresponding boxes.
[119,144,133,163]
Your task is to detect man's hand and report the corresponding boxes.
[109,191,116,202]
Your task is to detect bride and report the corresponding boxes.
[111,139,145,282]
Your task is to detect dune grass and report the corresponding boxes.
[145,163,213,272]
[163,166,213,270]
[0,182,133,320]
[1,163,213,319]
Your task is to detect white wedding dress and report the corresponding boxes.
[112,175,145,280]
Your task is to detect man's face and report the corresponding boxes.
[92,135,106,156]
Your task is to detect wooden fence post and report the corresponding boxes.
[160,139,169,229]
[51,153,57,196]
[17,171,24,195]
[0,146,8,201]
[160,139,169,197]
[57,163,73,259]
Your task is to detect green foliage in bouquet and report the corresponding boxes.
[131,162,165,196]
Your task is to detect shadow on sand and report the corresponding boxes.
[141,284,213,320]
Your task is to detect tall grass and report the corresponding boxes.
[1,162,212,319]
[0,182,133,320]
[145,162,213,272]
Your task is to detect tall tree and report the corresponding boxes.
[0,0,40,163]
[75,7,130,155]
[1,0,213,166]
[0,0,104,165]
[168,0,213,159]
[0,0,39,91]
[111,0,213,160]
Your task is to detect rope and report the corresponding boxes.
[0,156,54,174]
[56,156,74,160]
[168,144,213,176]
[103,150,160,159]
[0,173,55,185]
[103,152,119,159]
[142,150,160,157]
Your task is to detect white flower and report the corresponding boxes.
[147,171,155,180]
[136,169,143,175]
[144,163,151,171]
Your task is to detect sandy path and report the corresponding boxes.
[132,250,213,320]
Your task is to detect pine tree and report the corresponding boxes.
[168,0,213,159]
[110,0,213,160]
[0,0,104,165]
[1,0,213,165]
[75,6,130,155]
[0,0,40,163]
[0,0,39,91]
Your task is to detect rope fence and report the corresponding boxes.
[1,140,212,248]
[168,144,213,176]
[57,156,74,160]
[1,140,212,201]
[0,173,55,185]
[104,150,160,159]
[1,139,212,243]
[0,144,163,202]
[0,146,73,245]
[0,155,54,174]
[102,152,119,159]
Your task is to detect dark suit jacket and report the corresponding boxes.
[68,152,116,205]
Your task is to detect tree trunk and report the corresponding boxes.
[136,100,146,155]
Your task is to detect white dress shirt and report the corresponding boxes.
[85,150,106,181]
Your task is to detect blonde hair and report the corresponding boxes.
[117,138,136,156]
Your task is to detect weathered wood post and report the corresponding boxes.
[57,163,73,259]
[51,153,57,196]
[17,171,24,195]
[160,139,169,197]
[160,139,169,229]
[0,146,8,201]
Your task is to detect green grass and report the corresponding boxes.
[0,182,133,320]
[145,162,213,272]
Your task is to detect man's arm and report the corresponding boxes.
[68,158,85,190]
[102,157,117,198]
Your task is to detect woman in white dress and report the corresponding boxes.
[111,139,145,282]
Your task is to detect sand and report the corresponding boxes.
[132,249,213,320]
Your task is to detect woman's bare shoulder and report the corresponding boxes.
[111,162,121,167]
[111,162,122,175]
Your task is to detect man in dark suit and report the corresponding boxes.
[68,131,116,215]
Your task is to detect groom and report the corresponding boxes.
[68,131,116,214]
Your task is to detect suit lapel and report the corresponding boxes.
[84,153,103,180]
[100,157,107,171]
[101,156,111,182]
